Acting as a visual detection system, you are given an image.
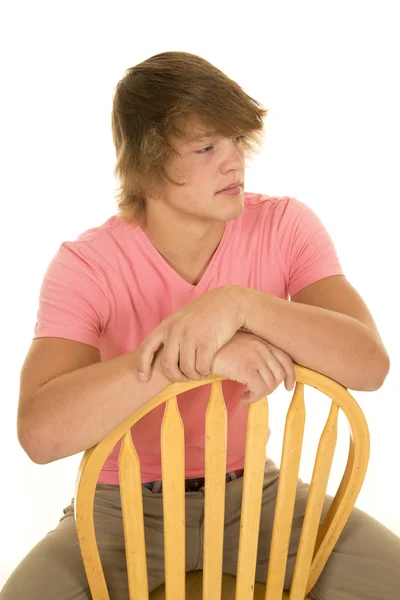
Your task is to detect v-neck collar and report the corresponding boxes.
[135,220,232,295]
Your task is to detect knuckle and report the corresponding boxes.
[251,382,264,397]
[263,385,275,397]
[260,373,277,395]
[164,368,177,382]
[177,373,189,382]
[192,371,205,381]
[181,367,198,381]
[243,360,257,375]
[196,359,212,377]
[160,361,179,382]
[196,358,211,375]
[281,353,294,368]
[197,367,210,377]
[252,382,270,401]
[173,369,187,382]
[179,355,199,380]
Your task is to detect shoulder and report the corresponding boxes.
[243,192,307,214]
[241,192,309,230]
[58,214,136,264]
[74,214,131,246]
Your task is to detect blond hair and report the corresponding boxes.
[111,51,268,223]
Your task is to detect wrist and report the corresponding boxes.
[217,285,249,328]
[233,286,256,329]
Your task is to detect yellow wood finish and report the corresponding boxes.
[203,381,228,600]
[74,365,370,600]
[265,384,306,600]
[235,398,270,600]
[119,432,149,599]
[151,571,289,599]
[161,396,186,600]
[74,448,109,599]
[150,571,286,600]
[288,403,338,600]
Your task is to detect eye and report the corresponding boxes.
[195,145,214,155]
[194,136,245,155]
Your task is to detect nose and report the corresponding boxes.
[220,138,245,173]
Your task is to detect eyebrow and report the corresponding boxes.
[185,131,216,143]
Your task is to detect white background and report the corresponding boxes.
[1,0,399,588]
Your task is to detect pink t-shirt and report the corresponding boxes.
[33,193,344,484]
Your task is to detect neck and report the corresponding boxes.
[141,209,226,286]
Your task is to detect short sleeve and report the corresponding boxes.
[277,197,344,298]
[33,241,110,348]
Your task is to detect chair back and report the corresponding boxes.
[75,364,370,599]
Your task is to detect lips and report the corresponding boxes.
[217,181,243,192]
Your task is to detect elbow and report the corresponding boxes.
[17,418,55,465]
[370,348,391,390]
[360,346,391,392]
[347,345,390,392]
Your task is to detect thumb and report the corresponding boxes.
[136,334,164,382]
[240,390,257,404]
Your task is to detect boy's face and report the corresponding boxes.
[149,121,246,223]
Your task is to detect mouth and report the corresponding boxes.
[217,181,243,193]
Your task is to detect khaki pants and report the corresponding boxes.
[1,460,399,599]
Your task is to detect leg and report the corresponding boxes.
[223,459,400,600]
[0,484,166,599]
[307,500,400,600]
[0,501,95,600]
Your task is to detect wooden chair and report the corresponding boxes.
[74,364,370,599]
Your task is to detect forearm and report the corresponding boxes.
[20,350,170,464]
[240,288,389,391]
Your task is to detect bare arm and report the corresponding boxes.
[135,279,390,392]
[241,276,390,391]
[17,338,170,464]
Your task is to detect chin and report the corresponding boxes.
[219,196,245,220]
[212,204,244,223]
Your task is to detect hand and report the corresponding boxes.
[211,331,296,403]
[136,286,247,382]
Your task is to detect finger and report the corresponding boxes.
[195,343,216,377]
[240,390,253,403]
[240,369,270,404]
[137,332,164,382]
[268,347,296,391]
[160,339,188,383]
[284,373,296,392]
[257,362,280,395]
[258,350,286,390]
[179,344,204,381]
